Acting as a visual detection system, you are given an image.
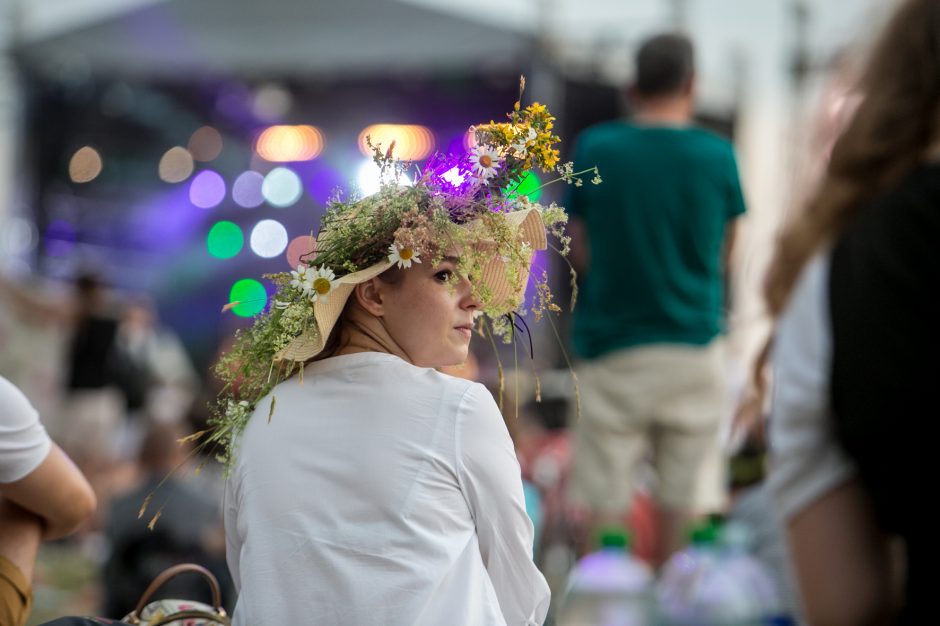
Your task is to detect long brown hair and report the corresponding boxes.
[765,0,940,314]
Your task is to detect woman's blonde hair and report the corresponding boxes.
[765,0,940,314]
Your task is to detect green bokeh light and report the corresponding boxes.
[228,279,267,317]
[507,171,542,201]
[207,220,244,259]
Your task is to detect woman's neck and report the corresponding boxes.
[334,300,412,364]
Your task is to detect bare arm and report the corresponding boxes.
[0,498,43,582]
[0,444,96,540]
[787,479,895,626]
[567,215,590,275]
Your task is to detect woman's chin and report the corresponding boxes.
[434,349,471,372]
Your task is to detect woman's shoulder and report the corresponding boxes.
[270,353,485,401]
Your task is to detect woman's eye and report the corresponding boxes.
[435,270,453,282]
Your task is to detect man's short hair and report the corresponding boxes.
[634,33,695,97]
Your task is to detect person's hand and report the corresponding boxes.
[729,389,766,452]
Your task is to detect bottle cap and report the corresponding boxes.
[689,521,720,546]
[596,526,630,551]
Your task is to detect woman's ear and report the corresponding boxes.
[353,279,385,316]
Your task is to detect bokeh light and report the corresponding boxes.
[255,125,324,162]
[189,170,227,209]
[442,166,466,187]
[261,167,303,207]
[228,279,267,317]
[357,124,435,160]
[188,126,224,162]
[159,146,195,183]
[509,171,542,201]
[69,146,103,183]
[286,235,316,270]
[252,84,292,120]
[250,219,288,258]
[232,171,265,208]
[207,220,244,259]
[357,159,413,197]
[0,218,38,256]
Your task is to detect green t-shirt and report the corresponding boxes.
[567,121,746,359]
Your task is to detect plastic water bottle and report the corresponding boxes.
[656,520,787,626]
[718,522,792,626]
[557,527,654,626]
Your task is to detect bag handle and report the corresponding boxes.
[147,609,231,626]
[126,563,227,624]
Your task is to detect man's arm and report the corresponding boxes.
[0,444,96,540]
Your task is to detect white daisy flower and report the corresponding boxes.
[290,265,310,293]
[509,126,538,156]
[387,244,422,269]
[469,145,502,181]
[511,127,538,155]
[306,266,339,304]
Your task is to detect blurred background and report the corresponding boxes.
[0,0,891,623]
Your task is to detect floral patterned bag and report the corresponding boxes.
[122,564,230,626]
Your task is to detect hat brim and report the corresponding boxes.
[275,207,547,363]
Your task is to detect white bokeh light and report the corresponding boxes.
[261,167,303,208]
[356,159,413,197]
[249,219,289,258]
[0,217,38,256]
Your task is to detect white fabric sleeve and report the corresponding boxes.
[0,376,53,484]
[223,469,242,594]
[767,253,856,521]
[455,383,550,626]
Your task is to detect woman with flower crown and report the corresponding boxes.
[180,92,599,626]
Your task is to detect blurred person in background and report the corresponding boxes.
[764,0,940,622]
[60,273,125,475]
[112,297,199,424]
[110,297,200,461]
[0,271,125,476]
[103,421,229,617]
[566,32,747,566]
[0,375,97,626]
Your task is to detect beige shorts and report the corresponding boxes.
[569,341,728,514]
[57,387,124,462]
[0,554,32,626]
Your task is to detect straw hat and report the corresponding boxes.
[275,206,547,362]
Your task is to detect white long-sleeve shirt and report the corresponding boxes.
[224,352,550,626]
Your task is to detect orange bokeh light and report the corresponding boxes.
[255,125,325,162]
[357,124,435,161]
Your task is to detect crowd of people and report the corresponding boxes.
[1,0,935,623]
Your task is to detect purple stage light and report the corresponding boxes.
[304,166,345,206]
[44,219,78,257]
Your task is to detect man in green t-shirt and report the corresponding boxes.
[566,32,746,566]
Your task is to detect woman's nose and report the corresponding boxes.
[459,275,482,309]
